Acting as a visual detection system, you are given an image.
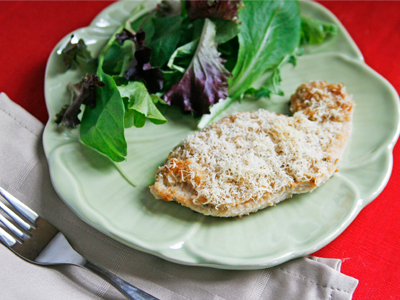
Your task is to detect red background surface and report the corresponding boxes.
[0,1,399,299]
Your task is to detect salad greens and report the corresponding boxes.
[61,35,94,69]
[55,74,105,128]
[80,67,127,162]
[163,18,232,116]
[142,15,185,67]
[228,0,300,99]
[185,0,242,21]
[115,29,164,94]
[58,0,338,162]
[118,81,167,129]
[300,16,338,45]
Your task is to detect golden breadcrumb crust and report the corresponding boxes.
[150,81,355,217]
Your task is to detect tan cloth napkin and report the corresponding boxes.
[0,92,358,300]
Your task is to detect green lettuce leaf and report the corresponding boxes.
[301,16,338,45]
[228,0,301,99]
[167,39,199,73]
[245,54,296,99]
[118,81,167,128]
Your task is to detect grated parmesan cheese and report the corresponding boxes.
[150,81,355,217]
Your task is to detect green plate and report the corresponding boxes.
[43,0,400,269]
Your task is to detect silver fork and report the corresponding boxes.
[0,187,158,300]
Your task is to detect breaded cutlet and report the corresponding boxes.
[150,81,354,217]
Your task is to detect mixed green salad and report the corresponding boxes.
[56,0,337,162]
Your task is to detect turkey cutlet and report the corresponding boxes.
[149,81,355,217]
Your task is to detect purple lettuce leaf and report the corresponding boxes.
[185,0,242,21]
[155,0,182,18]
[61,35,93,69]
[115,29,164,94]
[55,74,104,128]
[162,18,231,117]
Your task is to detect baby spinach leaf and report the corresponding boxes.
[146,15,185,67]
[131,14,156,41]
[78,23,128,162]
[102,40,134,76]
[80,68,127,162]
[213,18,240,44]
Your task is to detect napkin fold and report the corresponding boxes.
[0,92,358,300]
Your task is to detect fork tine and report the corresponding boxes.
[0,226,17,247]
[0,201,33,232]
[0,187,38,225]
[0,212,30,241]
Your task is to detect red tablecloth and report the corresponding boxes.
[1,1,399,299]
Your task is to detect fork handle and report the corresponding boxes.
[83,260,159,300]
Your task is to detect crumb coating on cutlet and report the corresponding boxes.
[150,81,354,217]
